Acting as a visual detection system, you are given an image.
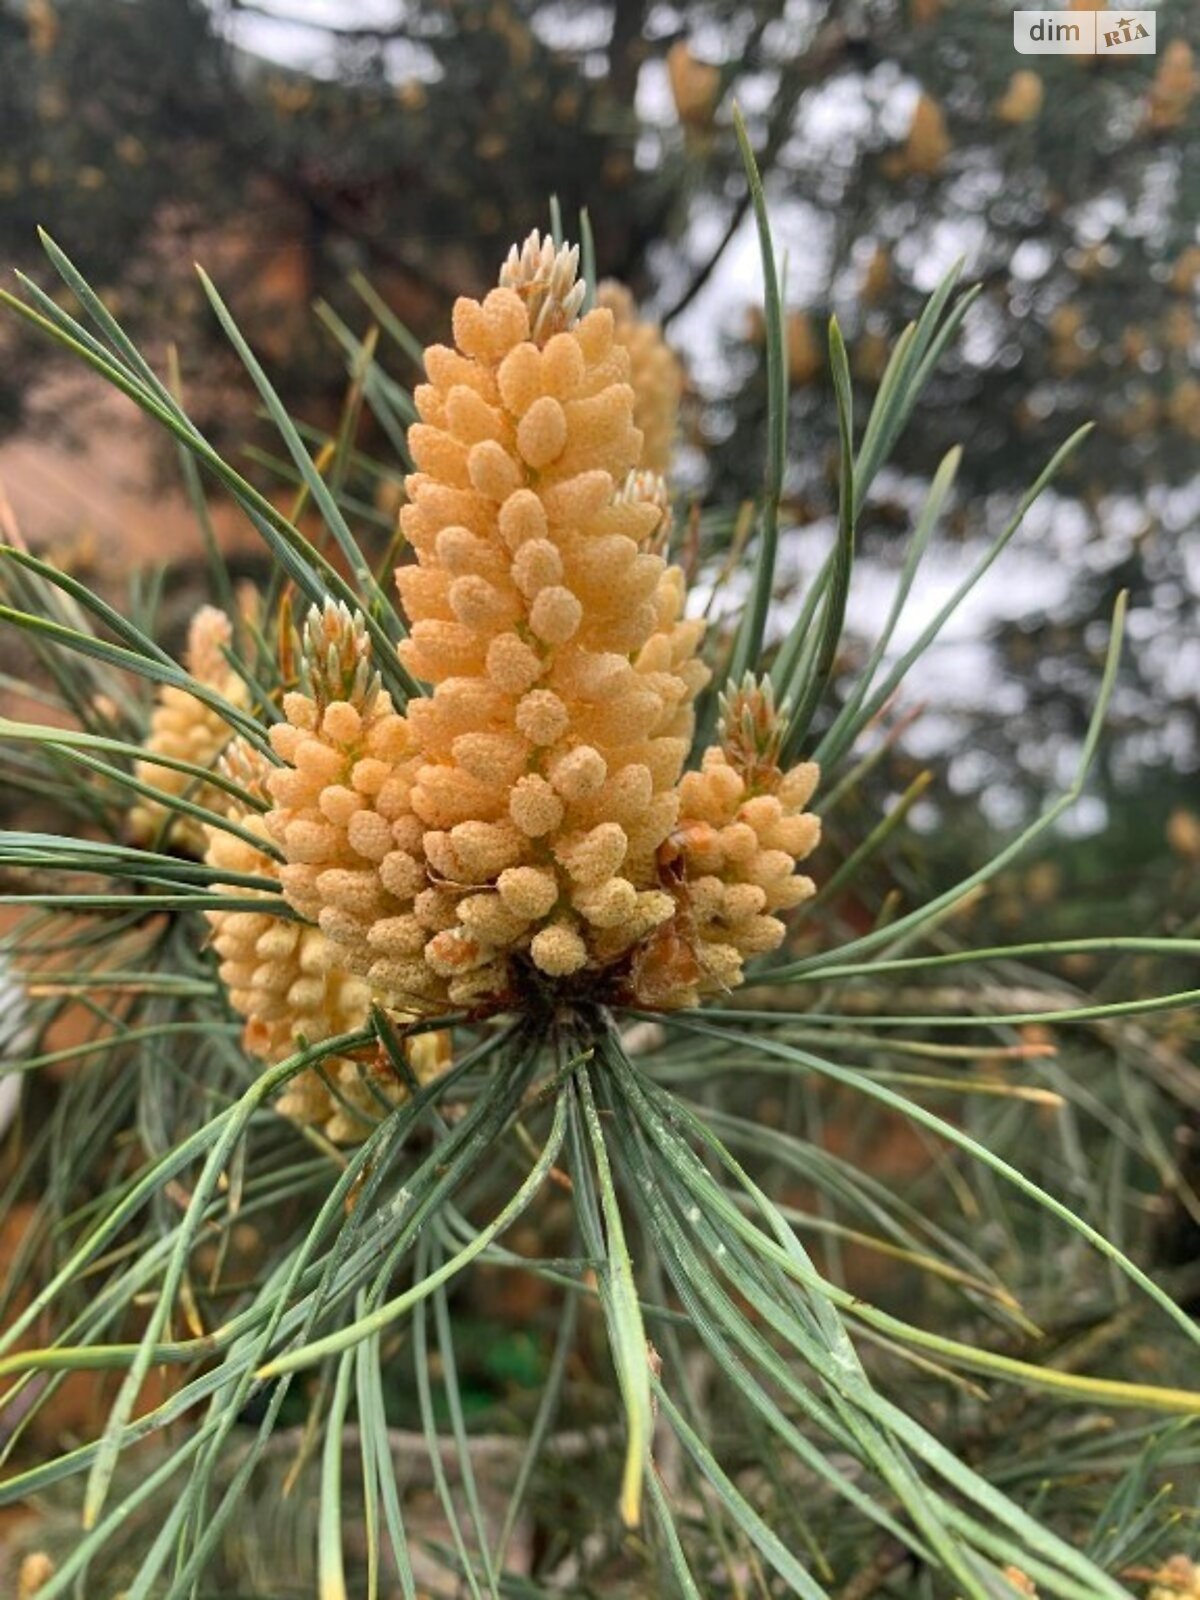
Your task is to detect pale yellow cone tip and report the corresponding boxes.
[300,598,380,713]
[618,468,673,546]
[499,229,586,341]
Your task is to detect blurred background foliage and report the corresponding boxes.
[0,0,1196,841]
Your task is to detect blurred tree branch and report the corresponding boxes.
[662,20,849,324]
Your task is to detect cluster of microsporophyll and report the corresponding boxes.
[259,231,820,1020]
[262,236,703,1013]
[596,278,683,475]
[636,677,820,1009]
[139,233,819,1113]
[203,732,448,1142]
[129,604,246,855]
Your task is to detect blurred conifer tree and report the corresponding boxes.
[0,0,1195,801]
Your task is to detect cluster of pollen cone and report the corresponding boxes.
[141,233,820,1139]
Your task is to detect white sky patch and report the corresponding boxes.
[213,0,438,79]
